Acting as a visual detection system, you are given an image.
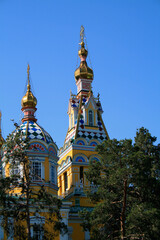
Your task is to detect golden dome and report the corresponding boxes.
[75,61,93,81]
[21,65,37,108]
[78,42,88,57]
[75,41,94,81]
[21,84,37,108]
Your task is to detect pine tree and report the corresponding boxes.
[80,128,160,240]
[0,127,67,240]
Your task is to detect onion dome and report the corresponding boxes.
[21,65,37,109]
[74,41,93,81]
[78,41,88,58]
[21,83,37,108]
[20,120,53,144]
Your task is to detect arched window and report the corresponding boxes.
[32,162,42,181]
[50,165,55,184]
[88,110,93,126]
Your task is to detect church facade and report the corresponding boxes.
[0,27,109,240]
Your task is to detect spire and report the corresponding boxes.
[80,25,84,43]
[21,65,37,122]
[78,25,88,62]
[27,64,31,92]
[74,26,94,96]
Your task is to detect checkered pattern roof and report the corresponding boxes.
[20,121,53,144]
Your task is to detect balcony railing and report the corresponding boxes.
[59,181,98,199]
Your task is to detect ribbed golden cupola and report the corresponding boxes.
[74,26,93,81]
[21,64,37,108]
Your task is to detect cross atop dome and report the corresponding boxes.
[74,26,94,97]
[21,64,37,122]
[80,25,84,42]
[27,64,31,91]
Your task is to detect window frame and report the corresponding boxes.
[32,161,42,181]
[88,109,94,126]
[50,164,55,184]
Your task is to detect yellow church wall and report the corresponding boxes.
[67,166,72,190]
[44,157,49,181]
[69,222,85,240]
[72,149,98,158]
[58,166,72,196]
[58,146,100,197]
[3,211,60,240]
[5,163,10,177]
[80,196,94,207]
[39,211,60,240]
[68,195,94,208]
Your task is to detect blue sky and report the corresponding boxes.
[0,0,160,147]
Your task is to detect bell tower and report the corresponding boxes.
[58,26,109,240]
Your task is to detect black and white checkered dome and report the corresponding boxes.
[19,121,53,144]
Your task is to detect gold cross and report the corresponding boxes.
[80,25,84,42]
[27,64,30,82]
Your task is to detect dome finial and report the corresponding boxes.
[78,26,88,59]
[21,65,37,121]
[80,25,84,43]
[27,64,31,91]
[74,26,93,82]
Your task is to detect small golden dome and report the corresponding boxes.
[75,61,93,81]
[21,64,37,108]
[21,84,37,108]
[78,42,88,58]
[75,41,93,81]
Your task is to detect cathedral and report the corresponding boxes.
[0,27,109,240]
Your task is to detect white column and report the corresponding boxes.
[60,211,68,240]
[60,202,72,240]
[85,230,90,240]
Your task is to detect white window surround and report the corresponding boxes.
[30,213,45,240]
[32,161,45,181]
[9,162,23,181]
